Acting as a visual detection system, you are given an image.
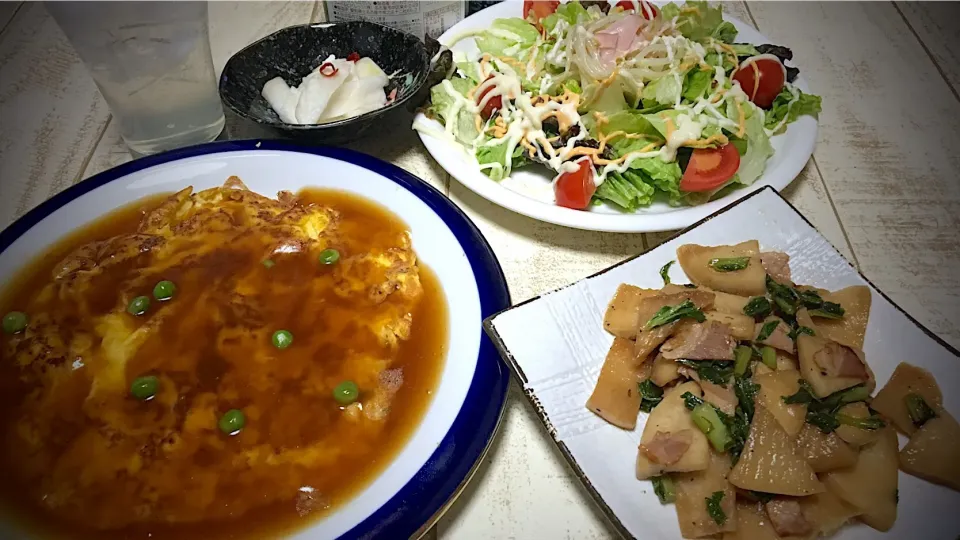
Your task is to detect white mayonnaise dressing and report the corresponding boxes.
[659,113,702,162]
[438,79,476,138]
[475,69,522,114]
[538,74,554,95]
[597,148,663,181]
[545,20,569,66]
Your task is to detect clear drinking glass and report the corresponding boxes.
[46,1,225,155]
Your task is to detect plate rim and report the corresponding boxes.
[480,185,960,539]
[0,139,512,540]
[417,0,820,232]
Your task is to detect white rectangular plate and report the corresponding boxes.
[483,187,960,539]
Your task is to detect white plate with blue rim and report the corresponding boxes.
[416,0,819,232]
[0,140,510,539]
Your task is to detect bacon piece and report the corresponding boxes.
[660,321,736,361]
[639,430,694,465]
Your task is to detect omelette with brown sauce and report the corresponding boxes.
[0,178,447,538]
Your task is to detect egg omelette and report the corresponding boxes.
[0,178,447,538]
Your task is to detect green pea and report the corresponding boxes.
[319,249,340,265]
[333,380,359,405]
[262,259,275,269]
[219,409,246,435]
[130,375,159,400]
[153,280,176,301]
[272,329,293,349]
[127,296,150,316]
[2,311,28,334]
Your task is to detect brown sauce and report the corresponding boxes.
[0,187,447,539]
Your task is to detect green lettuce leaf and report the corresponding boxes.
[629,157,683,201]
[449,77,473,96]
[764,88,822,134]
[476,141,528,181]
[735,103,774,185]
[730,43,760,57]
[730,135,748,155]
[682,68,714,102]
[705,51,737,74]
[476,18,540,58]
[583,79,630,131]
[456,61,484,84]
[700,122,723,140]
[563,79,582,94]
[593,170,656,211]
[642,110,682,139]
[429,79,467,124]
[543,0,588,32]
[660,1,731,43]
[602,111,664,144]
[429,78,479,145]
[641,75,683,107]
[712,21,738,43]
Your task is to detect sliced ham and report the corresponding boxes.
[594,31,619,49]
[660,321,736,361]
[700,380,738,415]
[765,498,814,537]
[594,14,644,66]
[639,429,693,465]
[633,290,715,362]
[677,367,738,415]
[761,251,792,284]
[634,323,676,362]
[814,341,868,379]
[754,316,795,354]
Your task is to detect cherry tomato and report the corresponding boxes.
[615,0,659,19]
[733,55,786,109]
[476,75,503,120]
[554,157,597,209]
[679,144,741,192]
[522,0,560,22]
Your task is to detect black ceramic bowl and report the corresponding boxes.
[219,21,430,144]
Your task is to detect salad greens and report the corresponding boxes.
[417,0,821,211]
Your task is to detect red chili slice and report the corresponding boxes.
[319,62,338,77]
[347,52,360,62]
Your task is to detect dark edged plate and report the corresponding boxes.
[219,22,430,144]
[0,140,512,539]
[481,186,960,539]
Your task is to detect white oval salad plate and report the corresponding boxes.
[0,141,511,540]
[416,0,819,232]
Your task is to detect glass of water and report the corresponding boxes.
[46,1,225,155]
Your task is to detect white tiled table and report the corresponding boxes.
[1,2,957,538]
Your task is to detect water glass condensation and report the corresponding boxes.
[46,1,224,155]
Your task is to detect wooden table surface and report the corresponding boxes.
[1,2,957,538]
